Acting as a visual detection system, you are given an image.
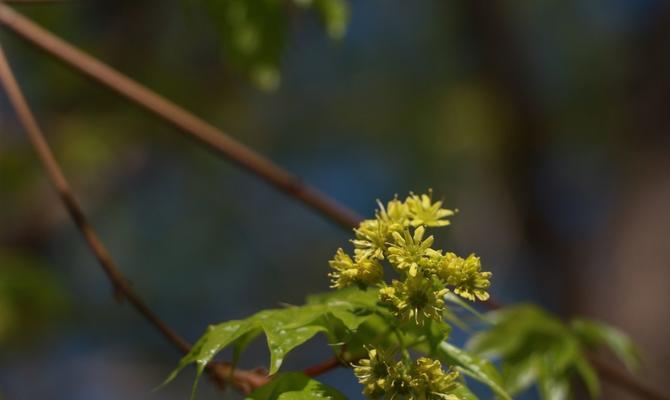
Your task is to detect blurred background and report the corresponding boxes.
[1,0,669,399]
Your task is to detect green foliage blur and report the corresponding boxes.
[468,305,640,400]
[194,0,349,89]
[0,250,68,346]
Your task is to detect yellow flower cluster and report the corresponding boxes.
[354,347,460,400]
[351,194,453,261]
[438,253,491,301]
[329,192,492,325]
[328,248,384,289]
[412,357,460,400]
[379,276,449,325]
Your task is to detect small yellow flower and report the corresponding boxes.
[353,347,392,397]
[352,197,414,261]
[410,358,460,400]
[388,226,435,276]
[328,248,383,289]
[377,197,410,232]
[405,193,455,228]
[355,352,462,400]
[385,361,414,398]
[381,277,449,325]
[439,253,491,301]
[379,285,397,304]
[352,219,389,260]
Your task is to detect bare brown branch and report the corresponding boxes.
[0,39,270,394]
[0,3,360,231]
[303,356,348,377]
[0,42,191,355]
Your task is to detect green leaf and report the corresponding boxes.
[193,0,351,89]
[467,305,567,359]
[437,342,511,400]
[449,384,479,400]
[306,286,379,308]
[164,319,253,387]
[534,337,580,400]
[466,305,634,400]
[246,372,346,400]
[166,291,377,394]
[198,0,285,89]
[538,356,571,400]
[501,353,539,395]
[337,313,396,360]
[443,307,470,332]
[307,287,380,331]
[405,319,451,356]
[312,0,349,39]
[547,335,581,375]
[444,292,487,322]
[253,307,332,373]
[571,318,641,372]
[538,375,571,400]
[261,309,326,374]
[573,354,600,398]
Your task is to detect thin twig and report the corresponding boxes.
[303,356,345,377]
[0,40,268,394]
[0,4,666,400]
[0,42,190,355]
[0,3,361,231]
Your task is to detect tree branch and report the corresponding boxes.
[0,40,269,395]
[303,356,346,377]
[0,41,190,355]
[0,3,361,231]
